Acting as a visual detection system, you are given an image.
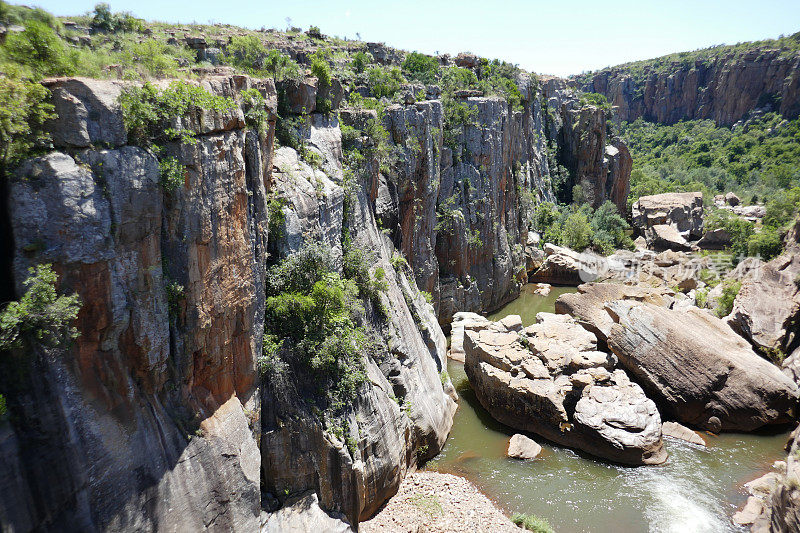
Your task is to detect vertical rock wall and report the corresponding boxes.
[577,47,800,126]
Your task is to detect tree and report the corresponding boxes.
[0,75,55,176]
[0,264,81,350]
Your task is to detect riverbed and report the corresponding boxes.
[429,284,790,533]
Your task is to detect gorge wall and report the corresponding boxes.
[575,41,800,126]
[0,50,634,532]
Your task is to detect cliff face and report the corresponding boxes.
[3,76,270,532]
[435,83,552,324]
[542,77,631,213]
[0,65,630,531]
[577,48,800,126]
[0,75,457,532]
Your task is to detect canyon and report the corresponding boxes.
[1,14,800,533]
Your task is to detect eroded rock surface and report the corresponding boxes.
[464,313,666,465]
[606,301,799,431]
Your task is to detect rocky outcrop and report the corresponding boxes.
[632,192,704,247]
[728,221,800,356]
[435,84,553,325]
[4,75,275,532]
[606,301,799,431]
[261,106,457,525]
[463,313,666,465]
[576,45,800,126]
[542,78,631,213]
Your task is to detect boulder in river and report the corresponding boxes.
[555,283,674,345]
[507,434,542,460]
[661,421,706,447]
[463,313,667,465]
[606,301,799,432]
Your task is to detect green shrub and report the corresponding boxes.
[562,211,592,251]
[511,513,555,533]
[118,81,236,146]
[747,226,784,261]
[0,393,6,419]
[0,264,81,350]
[262,49,301,81]
[367,66,404,98]
[263,242,377,414]
[350,50,373,73]
[159,156,184,193]
[165,280,185,317]
[579,92,611,112]
[241,88,270,133]
[715,279,741,317]
[402,51,440,84]
[0,75,55,172]
[223,35,266,74]
[310,51,332,114]
[91,3,142,33]
[3,20,76,77]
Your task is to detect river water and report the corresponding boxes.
[428,284,790,533]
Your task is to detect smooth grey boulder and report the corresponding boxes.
[555,283,674,344]
[464,313,666,465]
[606,301,799,431]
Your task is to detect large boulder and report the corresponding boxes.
[555,283,674,344]
[728,234,800,355]
[606,301,799,431]
[529,243,599,285]
[648,223,691,252]
[464,313,666,465]
[507,434,542,460]
[632,192,704,244]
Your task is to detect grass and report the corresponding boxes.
[408,493,443,518]
[511,512,555,533]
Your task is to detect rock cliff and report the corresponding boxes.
[541,77,631,213]
[575,43,800,126]
[0,74,458,531]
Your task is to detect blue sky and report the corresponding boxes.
[19,0,800,76]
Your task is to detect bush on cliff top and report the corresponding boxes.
[118,80,236,146]
[0,264,81,351]
[0,74,55,173]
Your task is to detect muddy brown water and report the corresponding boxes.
[429,284,791,533]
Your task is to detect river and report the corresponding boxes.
[428,284,790,533]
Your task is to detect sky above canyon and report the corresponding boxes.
[23,0,800,76]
